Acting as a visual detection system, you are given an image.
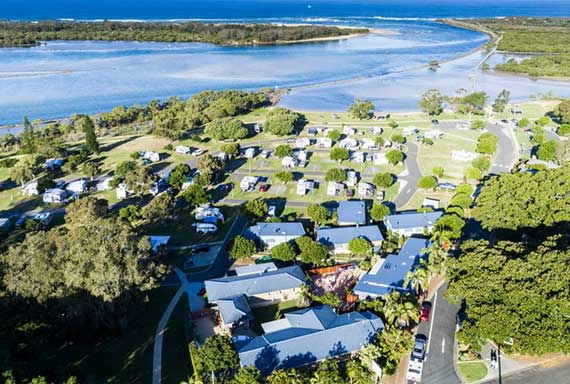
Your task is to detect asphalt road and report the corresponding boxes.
[485,123,517,175]
[480,362,570,384]
[393,142,421,209]
[415,283,461,384]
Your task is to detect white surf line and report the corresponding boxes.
[426,290,438,355]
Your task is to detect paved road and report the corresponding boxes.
[416,283,461,384]
[393,142,421,209]
[485,123,518,175]
[479,362,570,384]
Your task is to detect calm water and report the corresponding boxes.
[1,1,570,124]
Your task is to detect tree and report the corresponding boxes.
[558,124,570,136]
[375,135,385,147]
[168,163,191,190]
[221,142,240,158]
[346,358,374,384]
[310,360,342,384]
[274,144,293,158]
[492,89,510,113]
[456,183,474,195]
[554,99,570,124]
[383,291,420,327]
[433,213,466,240]
[432,166,444,178]
[192,335,239,381]
[404,262,429,296]
[142,193,174,224]
[119,204,142,224]
[517,118,530,128]
[372,172,394,188]
[417,176,437,190]
[385,150,404,165]
[115,160,138,177]
[270,241,297,261]
[391,133,406,144]
[311,291,342,309]
[328,129,341,141]
[81,161,100,179]
[325,168,346,182]
[537,140,557,161]
[242,198,268,219]
[471,120,486,130]
[348,237,372,255]
[556,140,570,162]
[233,367,262,384]
[9,158,37,185]
[197,154,222,185]
[204,117,247,140]
[472,155,491,171]
[422,138,434,145]
[229,235,257,260]
[274,171,293,183]
[125,167,157,196]
[473,166,570,230]
[83,115,100,154]
[446,234,570,355]
[464,167,483,181]
[455,92,488,115]
[295,236,328,265]
[378,326,414,374]
[476,132,499,154]
[329,147,349,162]
[370,201,390,221]
[349,98,374,119]
[265,108,300,136]
[181,184,209,209]
[267,369,304,384]
[450,193,472,209]
[306,204,329,226]
[21,116,36,154]
[419,89,444,116]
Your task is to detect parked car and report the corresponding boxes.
[193,223,218,234]
[407,335,427,383]
[431,119,439,125]
[259,184,269,192]
[411,335,427,360]
[192,148,205,156]
[268,205,276,217]
[260,150,270,159]
[420,301,432,322]
[191,243,210,254]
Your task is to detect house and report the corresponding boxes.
[282,156,299,169]
[339,138,359,150]
[317,225,384,254]
[236,305,384,371]
[370,126,383,135]
[205,265,306,305]
[244,147,256,159]
[175,145,192,155]
[354,238,430,299]
[327,181,344,197]
[43,188,67,204]
[404,126,420,136]
[337,200,366,226]
[149,235,170,253]
[44,158,64,170]
[451,150,478,162]
[383,211,443,237]
[141,151,160,162]
[360,138,376,150]
[346,171,358,187]
[96,176,113,191]
[343,126,356,135]
[116,183,133,200]
[425,129,443,140]
[295,138,312,148]
[422,198,440,209]
[240,176,259,192]
[22,181,39,196]
[372,153,389,166]
[66,179,89,195]
[316,137,333,148]
[350,151,365,164]
[244,222,306,249]
[297,179,315,196]
[217,295,253,330]
[357,182,375,198]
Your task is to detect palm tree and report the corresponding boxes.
[382,291,420,327]
[267,369,303,384]
[404,262,429,296]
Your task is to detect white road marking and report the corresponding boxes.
[426,290,438,354]
[442,338,446,354]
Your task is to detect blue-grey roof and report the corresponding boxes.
[235,262,278,276]
[245,222,306,239]
[317,225,384,246]
[237,305,383,372]
[217,295,252,325]
[337,201,366,224]
[205,265,306,303]
[354,237,430,298]
[384,211,443,231]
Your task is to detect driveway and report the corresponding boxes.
[416,283,462,384]
[393,142,421,209]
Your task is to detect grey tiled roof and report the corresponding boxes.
[317,225,384,246]
[384,211,443,231]
[337,201,366,224]
[217,295,252,325]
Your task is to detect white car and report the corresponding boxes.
[192,148,205,156]
[407,337,426,383]
[193,223,218,234]
[260,150,270,159]
[268,205,276,217]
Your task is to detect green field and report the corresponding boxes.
[458,361,488,383]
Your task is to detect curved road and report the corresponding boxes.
[394,142,421,209]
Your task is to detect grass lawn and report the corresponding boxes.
[250,300,300,335]
[458,361,488,383]
[162,294,192,384]
[402,189,455,211]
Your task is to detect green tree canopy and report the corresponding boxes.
[327,129,341,141]
[229,235,257,260]
[553,99,570,124]
[274,171,294,183]
[417,176,437,190]
[270,241,297,261]
[385,150,404,165]
[370,201,391,222]
[242,198,268,219]
[265,108,301,136]
[295,236,328,265]
[419,89,444,116]
[391,133,406,144]
[274,144,293,158]
[82,115,100,154]
[325,168,346,182]
[221,142,241,158]
[492,89,510,113]
[348,237,372,255]
[181,184,210,209]
[476,132,499,154]
[142,193,174,224]
[329,147,350,162]
[192,335,239,381]
[349,98,375,119]
[306,203,330,226]
[204,117,247,140]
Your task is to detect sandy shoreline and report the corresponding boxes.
[0,70,73,79]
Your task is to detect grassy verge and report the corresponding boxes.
[162,294,192,384]
[457,361,488,383]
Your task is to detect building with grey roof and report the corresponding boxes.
[236,305,383,372]
[244,222,306,249]
[234,262,278,276]
[317,225,384,254]
[217,295,253,329]
[383,211,443,237]
[354,237,430,299]
[337,201,366,226]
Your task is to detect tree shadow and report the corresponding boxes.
[99,135,139,153]
[254,345,280,375]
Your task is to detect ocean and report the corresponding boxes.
[1,0,570,125]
